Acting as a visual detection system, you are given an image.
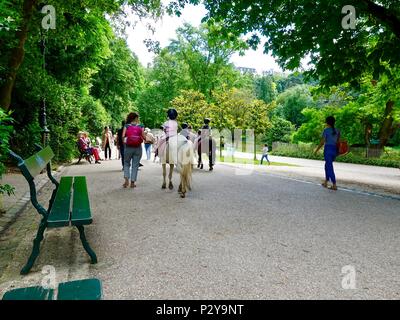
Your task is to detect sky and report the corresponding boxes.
[125,3,283,74]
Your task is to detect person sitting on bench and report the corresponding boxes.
[78,132,101,164]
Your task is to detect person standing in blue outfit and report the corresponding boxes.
[315,116,340,191]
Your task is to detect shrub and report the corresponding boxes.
[0,109,15,199]
[271,142,400,168]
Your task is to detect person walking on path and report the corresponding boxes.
[102,126,113,160]
[122,112,146,189]
[260,144,271,165]
[314,116,340,191]
[116,120,126,170]
[144,128,155,160]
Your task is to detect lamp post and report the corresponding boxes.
[39,29,50,146]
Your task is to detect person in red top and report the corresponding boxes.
[122,112,147,188]
[78,132,101,164]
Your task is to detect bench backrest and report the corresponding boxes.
[23,146,54,178]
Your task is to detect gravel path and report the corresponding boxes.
[0,158,399,299]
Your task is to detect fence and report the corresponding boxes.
[272,142,384,158]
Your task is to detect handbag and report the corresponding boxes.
[336,140,349,156]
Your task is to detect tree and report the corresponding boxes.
[254,75,277,104]
[170,90,210,129]
[91,38,143,128]
[265,117,295,146]
[0,0,166,111]
[168,22,248,99]
[188,0,400,147]
[275,85,314,128]
[244,99,273,160]
[0,108,15,213]
[137,49,191,128]
[212,86,272,159]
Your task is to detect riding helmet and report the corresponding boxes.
[167,108,178,120]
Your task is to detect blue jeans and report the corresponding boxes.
[261,154,270,164]
[124,146,142,181]
[145,143,151,160]
[324,145,337,184]
[120,144,125,168]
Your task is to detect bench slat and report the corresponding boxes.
[48,176,73,228]
[24,146,54,178]
[2,286,54,300]
[57,278,102,300]
[71,176,92,226]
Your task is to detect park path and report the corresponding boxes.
[0,157,399,299]
[229,151,400,196]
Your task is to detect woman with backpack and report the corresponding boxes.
[122,112,146,189]
[314,116,340,191]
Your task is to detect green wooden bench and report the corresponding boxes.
[2,278,102,300]
[9,144,98,275]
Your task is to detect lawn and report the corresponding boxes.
[216,156,299,167]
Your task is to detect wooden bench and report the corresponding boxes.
[2,278,102,300]
[77,141,93,164]
[9,144,98,275]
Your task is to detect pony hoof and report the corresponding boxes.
[180,193,186,198]
[169,182,174,190]
[162,183,166,189]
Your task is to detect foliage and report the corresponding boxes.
[274,85,314,128]
[197,0,400,87]
[193,0,400,146]
[137,50,191,128]
[254,75,277,104]
[294,76,400,147]
[0,108,15,197]
[264,117,295,146]
[91,38,143,129]
[170,90,210,129]
[168,22,248,99]
[271,142,400,168]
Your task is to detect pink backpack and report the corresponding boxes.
[125,125,143,147]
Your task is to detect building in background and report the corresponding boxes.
[236,67,257,75]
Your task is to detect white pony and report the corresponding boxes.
[157,134,195,198]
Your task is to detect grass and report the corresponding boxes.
[216,156,299,167]
[270,143,400,168]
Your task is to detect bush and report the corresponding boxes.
[264,116,295,146]
[0,109,15,198]
[271,142,400,168]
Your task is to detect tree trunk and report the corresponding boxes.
[0,195,4,214]
[378,100,395,148]
[0,0,38,111]
[254,139,257,161]
[364,123,372,147]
